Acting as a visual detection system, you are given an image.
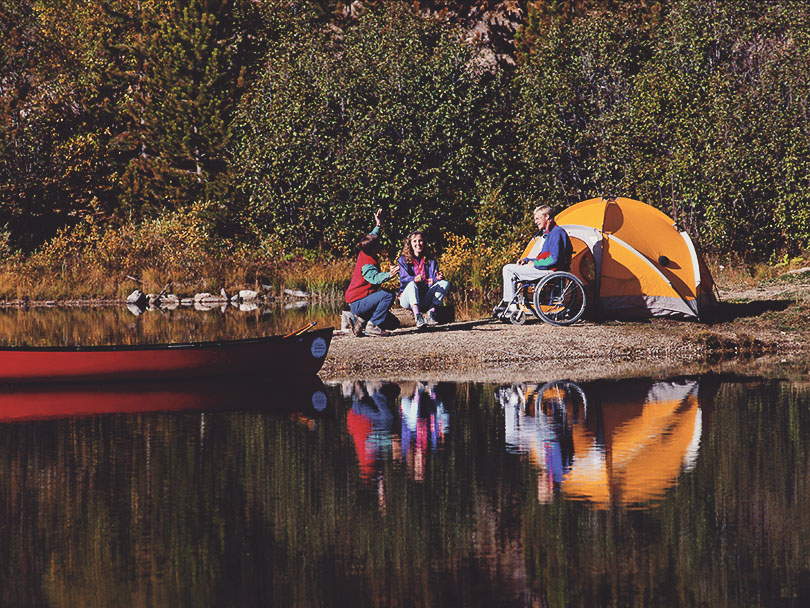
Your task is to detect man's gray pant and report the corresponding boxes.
[501,264,553,302]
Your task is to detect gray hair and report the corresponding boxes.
[533,205,553,217]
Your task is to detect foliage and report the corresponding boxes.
[514,0,810,259]
[440,232,523,295]
[3,0,810,295]
[232,3,511,254]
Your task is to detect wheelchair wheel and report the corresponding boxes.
[506,282,532,325]
[509,309,527,325]
[532,272,587,326]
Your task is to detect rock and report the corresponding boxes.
[126,289,148,308]
[160,294,180,310]
[341,310,356,330]
[194,300,220,311]
[195,292,226,304]
[284,301,310,310]
[239,289,258,301]
[391,305,455,328]
[284,288,310,298]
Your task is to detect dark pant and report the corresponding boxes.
[349,290,395,327]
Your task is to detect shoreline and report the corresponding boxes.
[320,281,810,383]
[1,284,808,384]
[319,316,810,383]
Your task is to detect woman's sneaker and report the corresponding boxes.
[414,313,426,329]
[424,310,438,326]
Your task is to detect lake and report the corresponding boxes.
[1,355,809,605]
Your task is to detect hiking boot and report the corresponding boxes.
[414,312,425,329]
[424,310,438,326]
[365,323,391,337]
[350,315,368,337]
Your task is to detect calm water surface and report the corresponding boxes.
[1,366,810,606]
[0,303,344,346]
[0,299,487,346]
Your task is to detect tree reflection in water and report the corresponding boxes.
[2,374,810,606]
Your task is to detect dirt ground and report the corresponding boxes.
[319,280,810,383]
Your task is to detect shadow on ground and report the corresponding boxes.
[710,299,792,323]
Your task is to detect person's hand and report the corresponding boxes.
[517,257,529,266]
[413,274,423,282]
[374,208,383,227]
[388,264,398,275]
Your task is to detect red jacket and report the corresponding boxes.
[345,250,379,304]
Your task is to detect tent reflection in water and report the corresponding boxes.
[498,377,704,509]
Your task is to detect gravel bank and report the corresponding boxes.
[320,284,810,383]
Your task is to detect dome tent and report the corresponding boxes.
[554,197,717,320]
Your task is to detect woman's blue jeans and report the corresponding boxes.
[398,280,450,312]
[349,290,395,326]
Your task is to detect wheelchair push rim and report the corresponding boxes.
[532,271,587,326]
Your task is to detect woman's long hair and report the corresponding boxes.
[400,231,431,265]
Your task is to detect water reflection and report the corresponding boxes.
[497,378,703,508]
[340,377,704,510]
[4,372,810,606]
[0,303,344,346]
[0,377,330,423]
[344,381,451,485]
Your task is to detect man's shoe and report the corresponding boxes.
[365,323,391,337]
[414,313,425,329]
[351,315,368,337]
[424,310,438,326]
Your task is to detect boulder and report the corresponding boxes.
[126,289,148,308]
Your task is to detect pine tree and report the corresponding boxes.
[119,0,260,217]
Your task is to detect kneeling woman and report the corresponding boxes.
[397,231,450,328]
[345,209,398,337]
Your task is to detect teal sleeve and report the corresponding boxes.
[370,225,380,236]
[533,255,556,268]
[361,264,390,285]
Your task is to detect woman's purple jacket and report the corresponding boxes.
[397,256,440,296]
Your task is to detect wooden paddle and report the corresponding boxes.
[283,321,316,338]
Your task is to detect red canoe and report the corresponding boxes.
[0,327,333,383]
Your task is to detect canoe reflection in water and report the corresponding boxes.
[0,376,331,423]
[497,377,705,509]
[344,381,450,486]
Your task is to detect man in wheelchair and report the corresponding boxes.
[493,204,573,319]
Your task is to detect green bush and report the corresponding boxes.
[232,3,510,254]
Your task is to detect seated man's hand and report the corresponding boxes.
[517,257,531,266]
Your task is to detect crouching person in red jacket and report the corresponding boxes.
[345,209,398,337]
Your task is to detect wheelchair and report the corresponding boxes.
[498,271,587,326]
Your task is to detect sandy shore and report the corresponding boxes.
[320,284,810,383]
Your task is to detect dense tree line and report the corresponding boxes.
[2,0,809,263]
